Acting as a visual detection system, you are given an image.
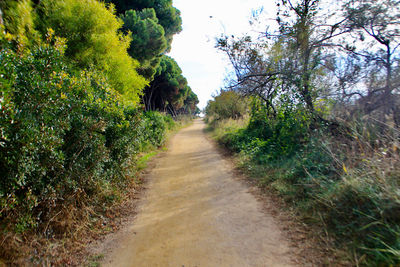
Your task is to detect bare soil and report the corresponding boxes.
[97,119,305,267]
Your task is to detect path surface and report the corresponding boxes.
[102,120,296,267]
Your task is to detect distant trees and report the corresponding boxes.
[206,91,248,120]
[183,91,200,115]
[143,55,199,115]
[106,0,196,116]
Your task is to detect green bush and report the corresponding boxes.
[0,43,174,234]
[205,90,248,121]
[209,105,400,264]
[142,111,173,148]
[217,100,311,162]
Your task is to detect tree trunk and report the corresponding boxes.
[384,43,393,116]
[0,8,3,26]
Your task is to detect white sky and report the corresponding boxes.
[168,0,276,110]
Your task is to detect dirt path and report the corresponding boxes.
[102,119,296,267]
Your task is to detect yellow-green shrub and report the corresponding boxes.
[38,0,147,104]
[1,0,40,51]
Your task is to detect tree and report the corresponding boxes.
[342,0,400,121]
[120,8,167,80]
[277,0,320,112]
[205,90,248,120]
[218,0,352,119]
[38,0,147,104]
[274,0,355,114]
[106,0,182,50]
[217,35,280,116]
[182,90,199,115]
[143,55,197,116]
[106,0,186,110]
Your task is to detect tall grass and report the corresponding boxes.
[208,116,400,265]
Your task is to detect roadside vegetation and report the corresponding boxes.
[0,0,198,264]
[206,0,400,265]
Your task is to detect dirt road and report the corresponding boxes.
[102,119,296,267]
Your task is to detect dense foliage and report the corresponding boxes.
[205,91,248,121]
[104,0,198,115]
[0,38,176,240]
[106,0,182,49]
[144,55,199,115]
[0,0,197,264]
[120,8,167,79]
[38,0,147,104]
[207,0,400,265]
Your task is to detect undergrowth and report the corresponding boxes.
[0,43,189,265]
[207,114,400,266]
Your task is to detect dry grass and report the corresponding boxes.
[207,116,250,138]
[208,115,400,265]
[0,155,152,266]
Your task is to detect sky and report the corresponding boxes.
[168,0,276,110]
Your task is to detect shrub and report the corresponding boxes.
[0,0,40,51]
[142,111,173,148]
[0,43,172,235]
[38,0,148,103]
[205,90,248,121]
[208,105,400,264]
